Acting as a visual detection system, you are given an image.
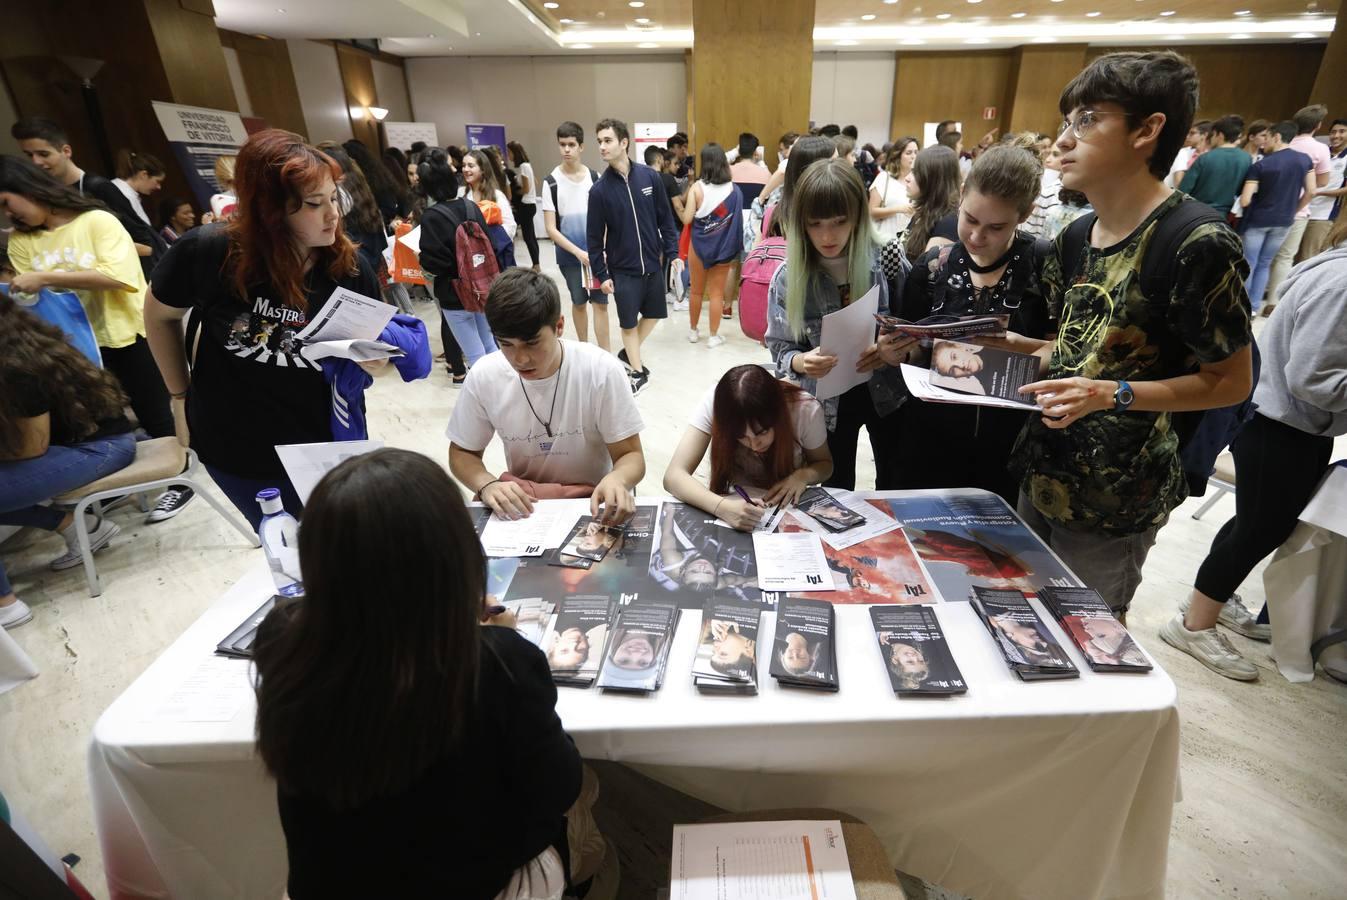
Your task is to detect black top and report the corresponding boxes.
[418,197,489,310]
[276,626,583,900]
[78,172,167,277]
[931,211,960,245]
[4,372,133,445]
[659,171,681,223]
[902,232,1050,339]
[150,224,381,478]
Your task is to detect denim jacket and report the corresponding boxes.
[765,256,906,432]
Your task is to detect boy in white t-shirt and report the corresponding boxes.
[539,121,610,351]
[447,268,646,524]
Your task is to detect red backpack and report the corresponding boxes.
[737,235,786,345]
[452,219,501,312]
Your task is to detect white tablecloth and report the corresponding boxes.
[1266,463,1347,682]
[90,566,1179,900]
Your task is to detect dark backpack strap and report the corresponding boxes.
[1059,212,1096,284]
[588,167,598,184]
[545,174,559,216]
[1138,200,1226,309]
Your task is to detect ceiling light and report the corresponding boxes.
[369,107,389,121]
[1086,10,1101,15]
[635,17,650,23]
[967,0,982,4]
[1050,0,1065,3]
[571,43,592,48]
[475,31,482,35]
[885,0,900,4]
[1159,9,1175,14]
[559,17,574,23]
[1234,9,1251,14]
[544,1,559,7]
[936,12,951,18]
[965,37,990,43]
[902,38,927,44]
[1011,11,1026,17]
[638,42,658,47]
[1292,31,1318,36]
[837,39,859,45]
[1229,32,1251,38]
[426,33,435,37]
[862,13,877,19]
[628,1,645,6]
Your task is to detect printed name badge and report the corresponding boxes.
[539,439,554,454]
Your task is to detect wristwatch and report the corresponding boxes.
[1113,380,1135,412]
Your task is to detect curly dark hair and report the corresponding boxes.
[0,296,127,456]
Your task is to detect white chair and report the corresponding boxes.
[52,438,260,597]
[1191,451,1237,520]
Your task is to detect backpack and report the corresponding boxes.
[504,166,525,205]
[544,168,599,227]
[854,152,879,188]
[1059,201,1260,496]
[738,236,787,345]
[454,219,501,312]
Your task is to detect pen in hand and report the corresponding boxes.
[731,484,763,507]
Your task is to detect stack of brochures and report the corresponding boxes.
[215,595,283,660]
[540,596,613,687]
[596,600,681,693]
[691,599,762,695]
[970,586,1079,681]
[1039,585,1153,673]
[869,605,967,695]
[768,597,839,691]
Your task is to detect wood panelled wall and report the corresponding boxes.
[691,0,814,171]
[1003,45,1088,137]
[218,31,307,137]
[1310,29,1345,123]
[336,44,381,150]
[890,51,1014,145]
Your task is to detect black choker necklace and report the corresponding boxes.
[967,245,1016,275]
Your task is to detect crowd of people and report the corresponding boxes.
[1,46,1345,900]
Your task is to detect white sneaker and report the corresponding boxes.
[687,328,699,343]
[1159,614,1259,681]
[50,514,121,571]
[0,599,33,629]
[673,299,689,312]
[706,334,726,349]
[1179,593,1271,642]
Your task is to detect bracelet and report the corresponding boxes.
[477,478,500,499]
[170,389,188,399]
[713,497,726,519]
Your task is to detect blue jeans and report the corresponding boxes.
[203,465,304,534]
[440,309,498,368]
[1242,224,1291,312]
[0,433,138,596]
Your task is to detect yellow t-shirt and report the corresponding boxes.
[7,209,147,349]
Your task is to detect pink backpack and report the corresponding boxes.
[738,235,786,346]
[452,220,501,313]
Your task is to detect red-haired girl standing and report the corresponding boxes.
[144,130,383,529]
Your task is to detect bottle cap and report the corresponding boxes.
[255,488,284,516]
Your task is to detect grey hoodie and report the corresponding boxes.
[1254,245,1347,436]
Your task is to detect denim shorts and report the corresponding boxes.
[560,265,605,306]
[612,271,667,330]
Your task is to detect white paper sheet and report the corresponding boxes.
[296,287,397,345]
[299,339,404,363]
[480,504,577,557]
[753,532,833,592]
[901,363,1040,411]
[671,819,858,900]
[784,489,900,550]
[275,440,385,504]
[144,656,252,724]
[396,225,422,255]
[814,284,880,401]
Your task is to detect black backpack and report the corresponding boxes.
[1058,201,1260,496]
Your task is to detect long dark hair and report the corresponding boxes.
[768,135,835,239]
[114,148,166,180]
[382,146,410,193]
[0,155,107,233]
[417,149,460,204]
[342,139,405,211]
[318,142,383,236]
[227,130,358,310]
[465,149,503,200]
[507,140,530,167]
[697,142,731,185]
[904,145,961,259]
[709,365,809,493]
[0,295,127,456]
[253,449,485,810]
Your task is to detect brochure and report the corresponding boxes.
[779,503,935,605]
[869,605,967,695]
[215,595,281,660]
[690,599,762,692]
[596,600,680,693]
[874,312,1009,344]
[794,487,866,532]
[539,595,613,686]
[1039,585,1153,673]
[752,532,833,592]
[768,597,839,691]
[927,339,1040,403]
[970,586,1079,681]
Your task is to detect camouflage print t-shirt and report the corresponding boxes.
[1011,193,1252,535]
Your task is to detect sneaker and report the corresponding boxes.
[1180,593,1270,642]
[629,369,650,396]
[616,348,650,376]
[1159,614,1259,681]
[0,599,33,629]
[687,328,699,343]
[707,334,726,349]
[673,299,689,312]
[50,515,121,571]
[723,307,734,319]
[146,486,195,524]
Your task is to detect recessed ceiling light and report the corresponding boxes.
[902,38,927,44]
[965,37,990,43]
[475,31,482,35]
[544,1,559,7]
[837,39,859,45]
[1292,31,1318,36]
[885,0,900,4]
[1086,10,1101,15]
[968,0,982,4]
[1050,0,1065,3]
[559,17,573,23]
[635,16,650,23]
[1011,11,1026,17]
[1234,8,1251,14]
[571,43,592,48]
[638,42,658,47]
[936,12,952,18]
[1229,32,1251,38]
[862,13,877,19]
[1159,9,1175,14]
[628,0,645,6]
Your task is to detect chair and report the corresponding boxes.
[52,438,260,597]
[1191,450,1237,521]
[694,808,907,900]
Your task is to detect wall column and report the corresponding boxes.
[691,0,814,172]
[1309,31,1345,119]
[1003,45,1088,138]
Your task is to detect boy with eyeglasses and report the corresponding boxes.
[993,52,1254,677]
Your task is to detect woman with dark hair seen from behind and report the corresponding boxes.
[680,143,743,347]
[317,142,387,281]
[869,136,918,241]
[895,143,1052,503]
[418,150,498,374]
[664,364,833,531]
[765,134,837,240]
[159,196,196,245]
[411,150,465,382]
[0,155,177,445]
[342,139,407,225]
[508,140,542,272]
[383,146,410,194]
[903,145,963,259]
[143,129,388,530]
[112,148,166,227]
[253,448,582,899]
[0,295,139,629]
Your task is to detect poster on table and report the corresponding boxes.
[466,123,507,154]
[383,121,440,151]
[151,102,249,211]
[634,122,678,165]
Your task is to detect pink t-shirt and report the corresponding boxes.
[1290,135,1332,219]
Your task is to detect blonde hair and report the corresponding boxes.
[782,158,878,340]
[214,154,237,191]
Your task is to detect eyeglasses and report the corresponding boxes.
[1058,109,1130,141]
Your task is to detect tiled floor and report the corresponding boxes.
[2,242,1344,898]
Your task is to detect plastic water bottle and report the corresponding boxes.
[256,489,303,594]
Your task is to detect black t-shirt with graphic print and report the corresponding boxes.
[150,224,381,478]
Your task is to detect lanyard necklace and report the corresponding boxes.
[520,345,563,438]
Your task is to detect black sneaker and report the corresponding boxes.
[616,348,650,376]
[629,369,650,395]
[147,486,196,523]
